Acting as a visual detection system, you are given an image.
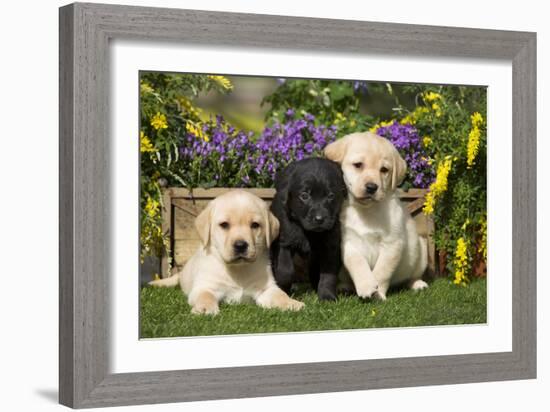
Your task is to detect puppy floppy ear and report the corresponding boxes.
[264,209,280,247]
[391,148,407,190]
[324,136,349,164]
[195,201,214,247]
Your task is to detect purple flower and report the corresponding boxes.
[304,113,315,122]
[353,81,369,94]
[178,112,338,188]
[251,112,338,183]
[375,121,435,188]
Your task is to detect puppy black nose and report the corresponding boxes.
[314,215,324,224]
[365,183,378,194]
[233,240,248,254]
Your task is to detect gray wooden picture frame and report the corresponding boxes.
[59,2,536,408]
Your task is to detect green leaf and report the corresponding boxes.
[329,83,353,101]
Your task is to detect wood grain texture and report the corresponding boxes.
[160,189,172,280]
[166,187,277,199]
[512,34,537,376]
[59,5,74,406]
[59,2,537,408]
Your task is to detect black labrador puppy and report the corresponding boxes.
[270,157,346,301]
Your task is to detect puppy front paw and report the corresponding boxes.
[355,280,379,300]
[191,302,220,316]
[281,225,310,256]
[410,279,429,291]
[373,290,387,301]
[318,287,338,302]
[285,298,305,311]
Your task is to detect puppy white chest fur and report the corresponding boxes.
[181,250,274,304]
[339,194,427,298]
[340,198,395,267]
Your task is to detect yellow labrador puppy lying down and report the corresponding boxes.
[325,132,428,300]
[149,190,304,315]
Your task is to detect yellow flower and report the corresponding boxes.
[421,156,433,166]
[140,81,154,95]
[414,92,444,117]
[400,106,429,125]
[186,122,209,142]
[151,112,168,130]
[400,115,414,125]
[431,103,442,117]
[423,156,452,215]
[334,112,346,125]
[478,214,487,260]
[145,197,160,218]
[467,112,484,168]
[423,194,435,215]
[423,135,432,147]
[453,237,469,285]
[179,96,202,118]
[349,119,357,128]
[423,91,442,102]
[466,129,481,167]
[208,75,233,90]
[140,131,155,153]
[369,119,394,133]
[471,112,484,127]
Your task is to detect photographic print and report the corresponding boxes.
[139,72,487,338]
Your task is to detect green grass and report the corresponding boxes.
[140,278,486,338]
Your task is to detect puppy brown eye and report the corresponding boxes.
[219,222,230,230]
[299,192,311,202]
[353,162,363,169]
[327,192,335,200]
[251,222,260,229]
[380,166,389,173]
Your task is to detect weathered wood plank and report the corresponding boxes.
[160,190,173,279]
[167,187,276,200]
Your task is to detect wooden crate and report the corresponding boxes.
[160,187,436,278]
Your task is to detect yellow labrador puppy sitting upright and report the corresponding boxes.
[324,132,428,300]
[150,190,304,315]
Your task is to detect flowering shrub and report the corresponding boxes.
[178,116,256,188]
[371,86,487,284]
[264,80,432,188]
[178,110,337,188]
[139,73,234,263]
